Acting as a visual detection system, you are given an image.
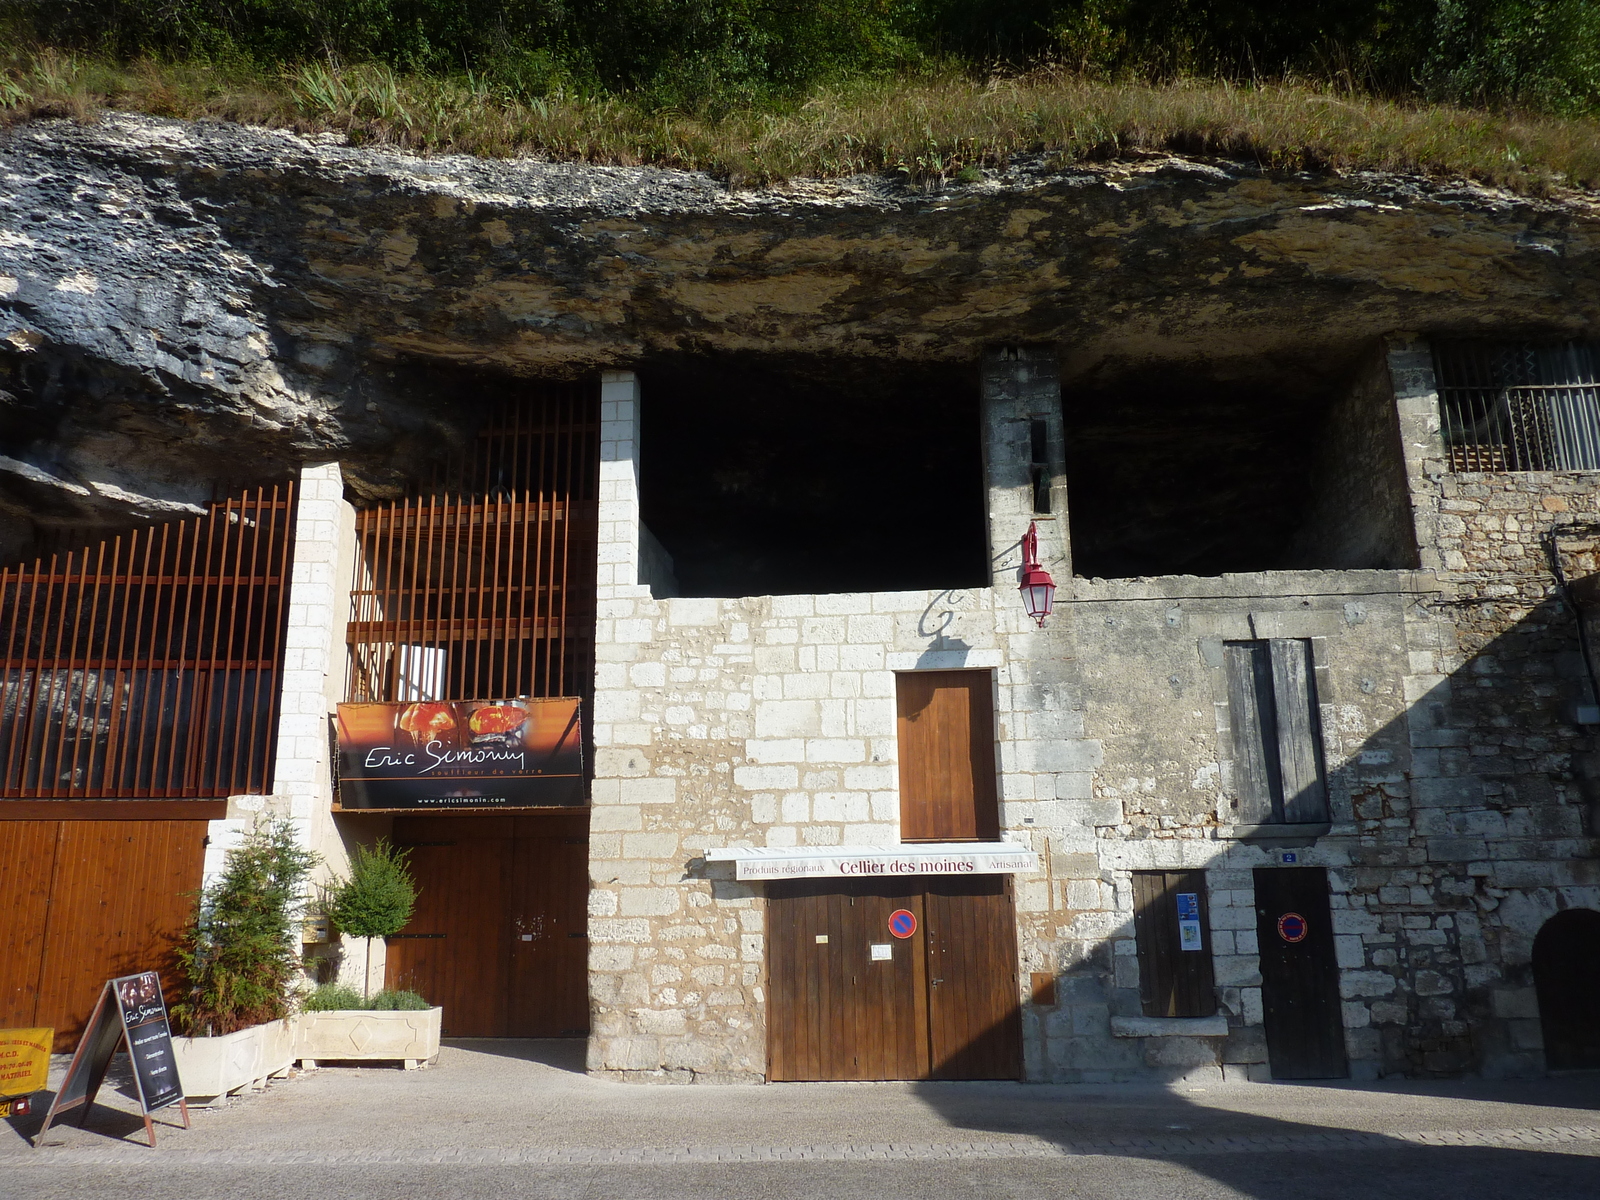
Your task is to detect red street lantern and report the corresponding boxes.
[1019,522,1056,627]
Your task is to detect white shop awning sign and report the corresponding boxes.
[703,843,1039,881]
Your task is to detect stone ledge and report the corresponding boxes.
[1110,1016,1230,1038]
[1220,822,1332,842]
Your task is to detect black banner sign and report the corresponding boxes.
[335,697,584,810]
[35,972,189,1148]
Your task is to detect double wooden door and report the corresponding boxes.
[767,875,1021,1081]
[386,812,589,1037]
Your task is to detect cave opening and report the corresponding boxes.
[1063,349,1417,579]
[639,356,989,599]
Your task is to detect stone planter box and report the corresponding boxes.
[293,1007,442,1070]
[172,1019,295,1105]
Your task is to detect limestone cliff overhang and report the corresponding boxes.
[705,843,1040,881]
[4,111,1600,547]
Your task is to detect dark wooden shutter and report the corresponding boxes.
[895,671,999,842]
[1224,642,1282,824]
[1224,639,1328,825]
[1268,639,1328,823]
[1131,870,1216,1018]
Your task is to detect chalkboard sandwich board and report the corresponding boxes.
[35,972,190,1148]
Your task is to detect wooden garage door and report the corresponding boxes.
[0,819,207,1050]
[768,876,1020,1081]
[386,811,589,1037]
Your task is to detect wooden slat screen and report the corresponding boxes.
[346,386,598,704]
[0,483,298,798]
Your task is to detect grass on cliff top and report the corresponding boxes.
[5,48,1600,194]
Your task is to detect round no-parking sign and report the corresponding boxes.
[1277,912,1309,943]
[888,909,917,939]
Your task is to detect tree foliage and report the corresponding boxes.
[171,819,318,1037]
[327,838,417,940]
[10,2,1600,113]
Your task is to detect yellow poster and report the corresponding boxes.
[0,1028,53,1095]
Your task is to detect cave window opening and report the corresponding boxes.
[1064,351,1413,579]
[639,357,988,599]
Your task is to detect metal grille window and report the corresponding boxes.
[1435,341,1600,471]
[345,386,598,704]
[0,483,297,797]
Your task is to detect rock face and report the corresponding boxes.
[2,111,1599,555]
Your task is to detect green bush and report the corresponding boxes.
[368,988,431,1011]
[302,983,364,1011]
[300,984,428,1010]
[171,819,318,1037]
[327,839,417,942]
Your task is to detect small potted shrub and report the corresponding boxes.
[170,819,317,1101]
[327,838,417,998]
[295,842,440,1069]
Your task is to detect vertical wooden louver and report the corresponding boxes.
[0,482,298,798]
[345,385,598,705]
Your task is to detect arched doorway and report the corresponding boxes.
[1532,908,1600,1071]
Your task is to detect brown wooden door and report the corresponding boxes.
[767,876,1019,1081]
[0,819,206,1049]
[767,879,928,1081]
[388,812,589,1038]
[508,826,590,1036]
[387,830,510,1037]
[0,820,58,1030]
[925,875,1022,1079]
[896,671,999,842]
[1254,867,1347,1080]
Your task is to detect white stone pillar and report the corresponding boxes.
[1385,334,1446,574]
[598,371,646,600]
[204,461,361,982]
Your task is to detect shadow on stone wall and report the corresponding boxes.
[1033,586,1600,1084]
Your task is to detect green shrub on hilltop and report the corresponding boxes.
[10,1,1600,115]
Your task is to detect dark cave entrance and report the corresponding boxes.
[639,356,988,598]
[1063,349,1419,579]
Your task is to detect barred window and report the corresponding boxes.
[1435,341,1600,472]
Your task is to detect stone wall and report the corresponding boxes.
[581,341,1600,1084]
[585,363,1108,1081]
[1376,340,1600,1076]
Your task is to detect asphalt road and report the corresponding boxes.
[3,1040,1597,1199]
